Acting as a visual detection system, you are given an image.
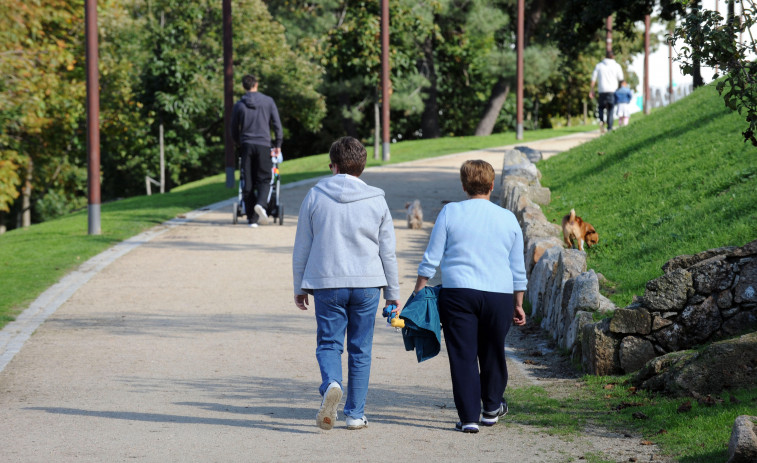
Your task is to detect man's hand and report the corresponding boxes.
[295,293,309,311]
[271,147,282,157]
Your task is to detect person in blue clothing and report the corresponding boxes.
[409,159,527,434]
[231,74,283,227]
[614,80,633,127]
[292,136,401,431]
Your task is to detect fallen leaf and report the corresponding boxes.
[654,429,668,435]
[641,440,654,446]
[628,387,637,394]
[523,359,539,365]
[632,412,649,420]
[677,401,692,413]
[604,384,615,390]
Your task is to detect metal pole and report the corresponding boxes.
[223,0,235,188]
[374,102,380,160]
[381,0,390,161]
[644,14,650,115]
[85,0,101,235]
[159,124,165,193]
[606,16,613,55]
[668,29,674,104]
[516,0,524,140]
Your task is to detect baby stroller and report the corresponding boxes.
[232,151,284,225]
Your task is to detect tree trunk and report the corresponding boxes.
[420,37,440,139]
[338,92,358,138]
[692,0,705,88]
[19,157,32,228]
[475,79,510,136]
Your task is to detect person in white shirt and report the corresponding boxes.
[589,51,624,133]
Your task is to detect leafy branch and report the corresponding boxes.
[670,0,757,146]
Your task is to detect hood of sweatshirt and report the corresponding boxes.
[241,92,258,109]
[313,174,385,203]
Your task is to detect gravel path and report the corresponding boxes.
[0,132,672,462]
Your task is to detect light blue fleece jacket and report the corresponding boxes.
[418,199,528,293]
[293,174,400,300]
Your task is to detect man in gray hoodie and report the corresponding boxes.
[231,74,283,226]
[292,137,400,431]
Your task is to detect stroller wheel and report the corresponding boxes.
[232,202,238,225]
[278,205,284,225]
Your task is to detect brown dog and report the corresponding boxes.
[405,200,423,229]
[562,209,598,251]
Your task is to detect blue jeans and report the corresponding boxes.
[313,287,380,419]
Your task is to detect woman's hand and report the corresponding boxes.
[513,305,526,326]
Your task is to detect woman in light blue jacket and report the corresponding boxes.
[411,160,527,434]
[293,137,400,431]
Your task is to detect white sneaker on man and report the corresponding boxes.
[253,204,269,224]
[316,382,342,430]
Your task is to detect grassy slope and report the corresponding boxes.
[539,83,757,306]
[0,125,593,326]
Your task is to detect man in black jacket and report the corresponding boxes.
[231,74,283,226]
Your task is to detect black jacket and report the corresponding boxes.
[231,91,283,149]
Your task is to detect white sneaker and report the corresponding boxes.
[346,416,368,430]
[249,223,258,228]
[316,382,342,430]
[253,204,269,224]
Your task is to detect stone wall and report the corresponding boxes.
[500,147,757,377]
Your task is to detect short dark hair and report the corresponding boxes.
[329,137,367,177]
[460,160,495,196]
[242,74,258,90]
[606,50,615,59]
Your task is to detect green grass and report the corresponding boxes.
[505,377,757,462]
[0,124,595,327]
[539,83,757,306]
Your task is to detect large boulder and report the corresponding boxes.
[527,246,562,319]
[734,260,757,305]
[525,236,564,277]
[610,307,652,335]
[631,331,757,396]
[567,270,601,314]
[619,336,656,373]
[679,296,722,343]
[541,249,586,336]
[642,268,693,313]
[502,149,541,184]
[515,145,543,163]
[690,255,735,294]
[727,415,757,463]
[581,319,622,375]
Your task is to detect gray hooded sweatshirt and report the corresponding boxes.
[292,174,399,300]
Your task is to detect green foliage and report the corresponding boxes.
[671,1,757,145]
[540,83,757,306]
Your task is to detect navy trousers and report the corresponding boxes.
[438,288,514,423]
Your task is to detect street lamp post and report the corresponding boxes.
[85,0,101,235]
[381,0,390,161]
[516,0,524,140]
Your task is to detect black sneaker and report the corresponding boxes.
[455,422,479,433]
[480,400,508,426]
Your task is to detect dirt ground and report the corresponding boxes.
[0,133,673,462]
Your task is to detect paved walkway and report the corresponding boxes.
[0,131,666,462]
